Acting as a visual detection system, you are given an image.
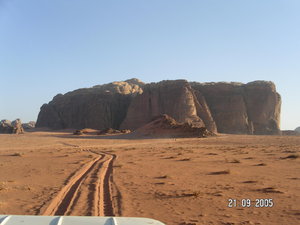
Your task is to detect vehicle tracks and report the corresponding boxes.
[42,150,117,216]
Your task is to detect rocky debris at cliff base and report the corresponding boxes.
[98,128,131,135]
[73,130,84,135]
[73,128,131,135]
[0,119,24,134]
[282,130,300,136]
[73,128,99,135]
[131,114,215,138]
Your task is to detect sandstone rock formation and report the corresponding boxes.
[11,119,24,134]
[282,130,300,136]
[36,79,281,135]
[120,80,213,131]
[0,120,13,133]
[130,114,214,138]
[36,79,144,129]
[22,121,36,130]
[0,119,24,134]
[190,81,281,134]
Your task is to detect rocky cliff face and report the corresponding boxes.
[243,81,281,134]
[36,79,144,129]
[36,79,281,134]
[120,80,209,130]
[190,81,281,134]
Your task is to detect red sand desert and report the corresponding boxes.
[0,131,299,225]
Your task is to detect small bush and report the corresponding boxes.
[230,159,240,163]
[208,169,230,175]
[285,154,299,159]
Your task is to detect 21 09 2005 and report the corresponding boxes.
[228,198,274,208]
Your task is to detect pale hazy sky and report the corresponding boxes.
[0,0,299,130]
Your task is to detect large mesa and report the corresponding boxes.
[36,78,281,135]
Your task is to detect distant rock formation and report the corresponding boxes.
[0,120,12,133]
[282,130,300,136]
[22,121,36,130]
[36,79,281,135]
[295,127,300,133]
[0,119,24,134]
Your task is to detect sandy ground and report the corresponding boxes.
[0,131,299,225]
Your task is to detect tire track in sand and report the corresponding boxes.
[42,151,116,216]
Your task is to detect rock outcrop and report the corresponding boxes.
[130,114,214,138]
[98,128,131,135]
[120,80,212,131]
[295,127,300,133]
[190,81,281,134]
[0,120,13,133]
[282,130,300,136]
[36,79,144,129]
[36,79,281,135]
[73,128,99,135]
[22,121,36,130]
[0,119,24,134]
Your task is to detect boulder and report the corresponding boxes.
[97,128,131,135]
[11,119,24,134]
[120,129,131,134]
[73,130,84,135]
[73,128,99,135]
[98,128,121,135]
